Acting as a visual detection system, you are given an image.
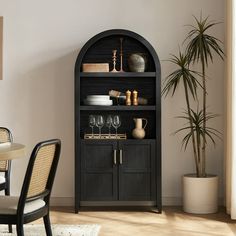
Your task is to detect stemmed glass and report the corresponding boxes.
[96,115,104,138]
[112,115,121,139]
[89,115,96,138]
[106,115,113,138]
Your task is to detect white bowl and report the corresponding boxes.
[84,99,113,106]
[86,95,110,100]
[86,98,110,102]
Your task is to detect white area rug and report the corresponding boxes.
[0,224,100,236]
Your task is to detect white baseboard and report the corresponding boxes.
[51,197,74,206]
[162,197,182,206]
[50,197,182,207]
[80,201,156,206]
[50,197,224,207]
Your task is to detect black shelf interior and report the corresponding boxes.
[78,33,158,139]
[80,110,156,139]
[80,77,156,105]
[80,105,156,111]
[79,72,156,77]
[80,35,155,72]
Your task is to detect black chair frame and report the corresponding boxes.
[0,139,61,236]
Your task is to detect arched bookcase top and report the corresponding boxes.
[75,29,161,76]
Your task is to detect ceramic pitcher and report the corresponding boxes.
[132,118,148,139]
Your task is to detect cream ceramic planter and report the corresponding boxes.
[183,174,218,214]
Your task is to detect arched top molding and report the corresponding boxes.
[75,29,160,74]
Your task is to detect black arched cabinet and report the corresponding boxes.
[75,29,161,213]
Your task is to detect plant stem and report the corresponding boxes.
[197,126,201,177]
[183,78,200,176]
[201,60,206,177]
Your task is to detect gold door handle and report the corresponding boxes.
[113,150,117,165]
[119,149,123,164]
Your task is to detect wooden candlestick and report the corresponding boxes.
[111,49,118,72]
[119,38,124,72]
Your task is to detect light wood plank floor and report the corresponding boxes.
[38,206,236,236]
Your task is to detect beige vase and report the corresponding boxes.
[132,118,148,139]
[183,174,218,214]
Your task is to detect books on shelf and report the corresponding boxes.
[82,63,109,72]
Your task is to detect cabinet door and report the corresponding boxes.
[118,140,155,201]
[81,140,118,201]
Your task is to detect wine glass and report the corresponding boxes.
[112,115,121,139]
[106,115,113,138]
[96,115,104,138]
[89,115,96,138]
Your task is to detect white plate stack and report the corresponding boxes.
[84,95,113,106]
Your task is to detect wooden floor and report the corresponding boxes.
[41,206,236,236]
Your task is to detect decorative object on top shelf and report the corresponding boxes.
[132,118,148,139]
[125,90,131,106]
[84,95,113,106]
[82,63,109,72]
[128,53,147,72]
[132,90,138,105]
[119,37,124,72]
[109,90,148,105]
[111,49,118,72]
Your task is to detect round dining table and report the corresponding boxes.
[0,142,25,161]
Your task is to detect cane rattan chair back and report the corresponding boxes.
[0,127,13,197]
[27,144,56,198]
[0,127,12,173]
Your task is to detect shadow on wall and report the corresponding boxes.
[13,48,81,197]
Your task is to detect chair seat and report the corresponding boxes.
[0,176,5,184]
[0,196,45,215]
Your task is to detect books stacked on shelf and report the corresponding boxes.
[82,63,109,72]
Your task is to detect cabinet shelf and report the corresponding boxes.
[80,105,156,111]
[82,138,156,141]
[79,72,156,78]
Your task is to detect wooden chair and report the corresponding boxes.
[0,139,61,236]
[0,127,13,195]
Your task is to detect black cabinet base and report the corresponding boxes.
[74,205,162,214]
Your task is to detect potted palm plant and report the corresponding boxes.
[163,15,224,214]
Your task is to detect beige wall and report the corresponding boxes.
[0,17,2,80]
[0,0,225,205]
